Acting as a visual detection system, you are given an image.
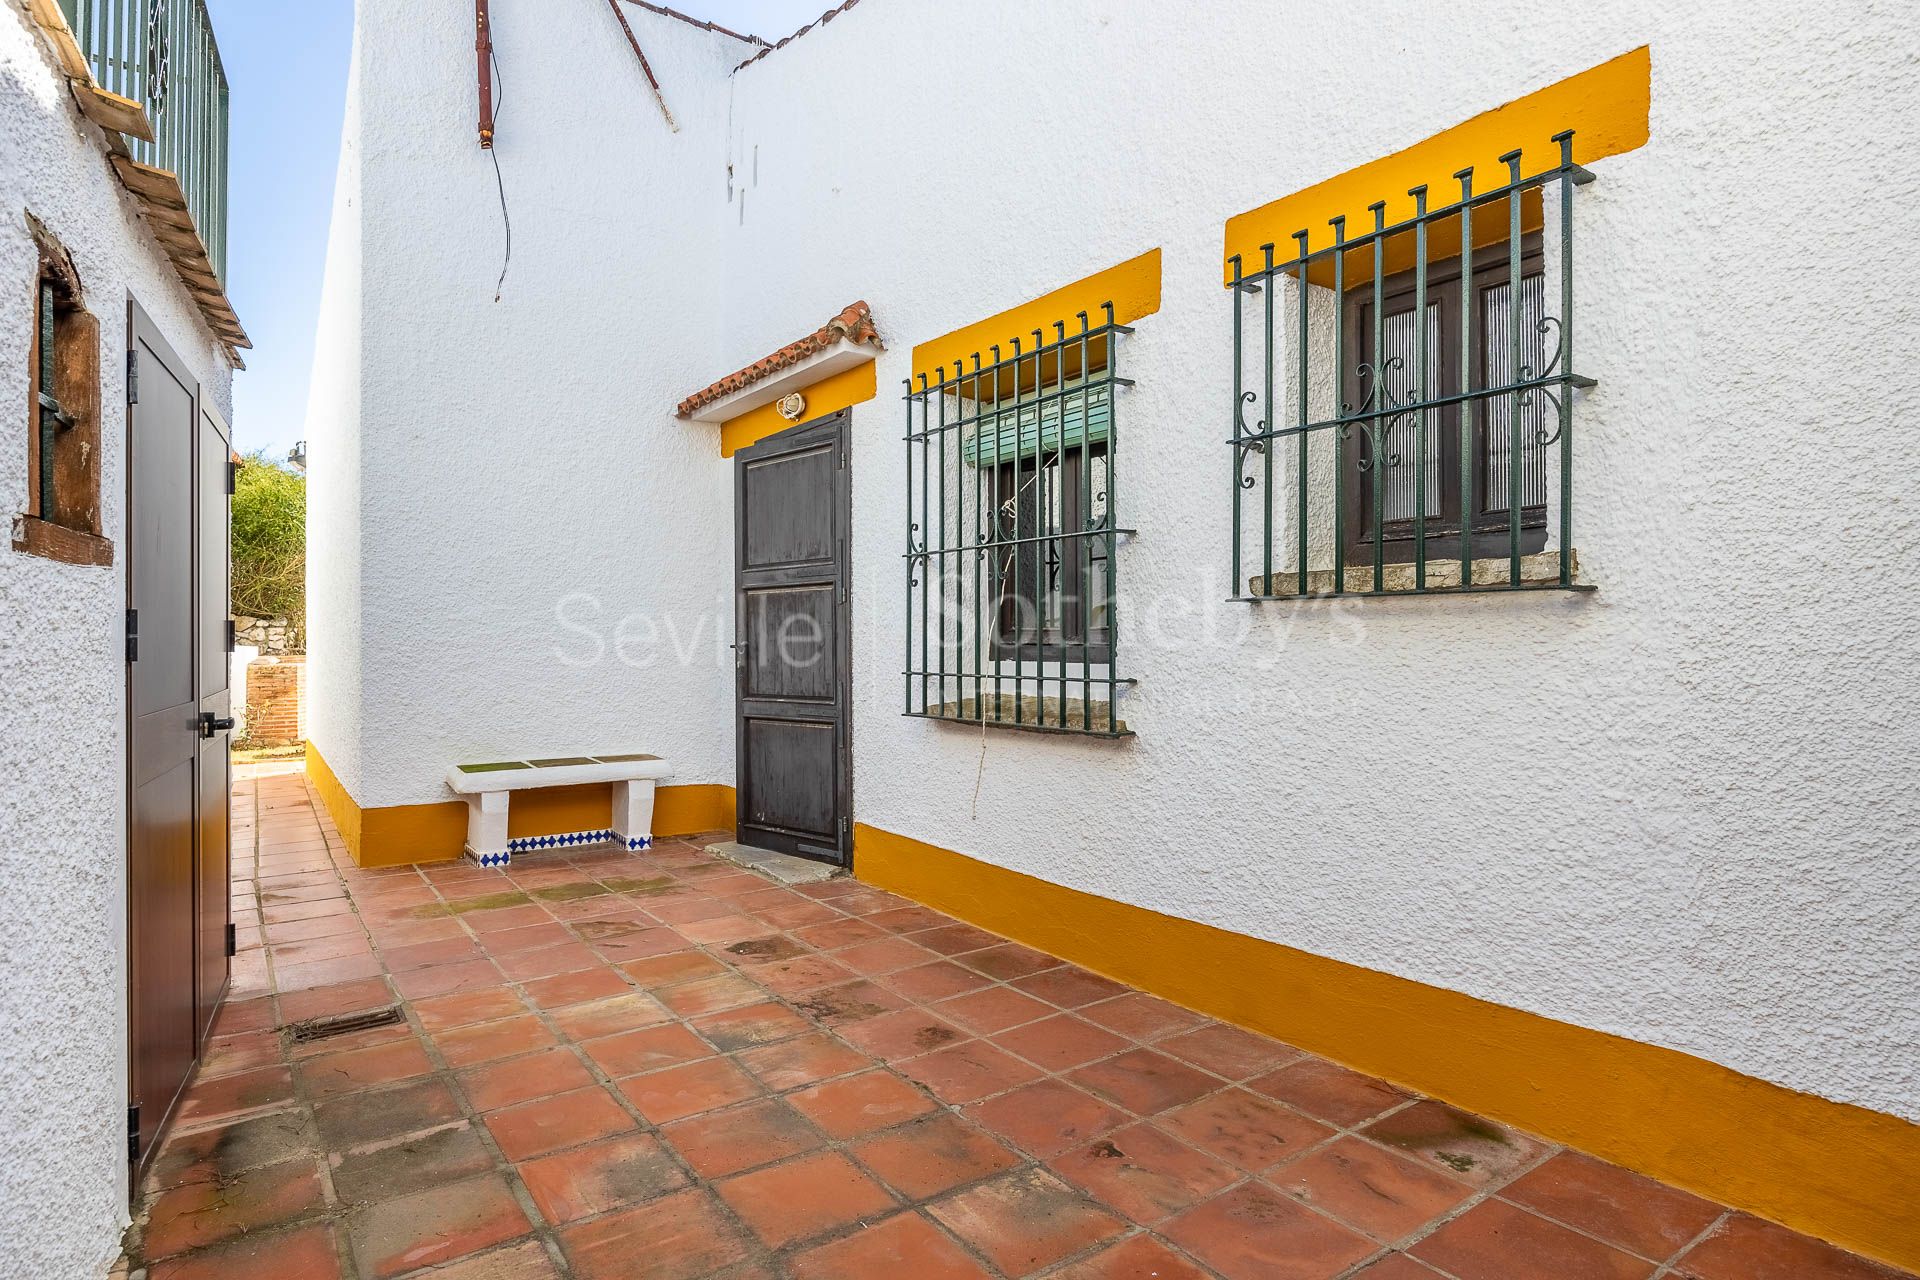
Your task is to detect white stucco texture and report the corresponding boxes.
[0,3,234,1275]
[310,0,1919,1126]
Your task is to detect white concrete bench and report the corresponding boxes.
[445,754,674,868]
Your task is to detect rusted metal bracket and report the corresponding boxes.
[477,0,495,148]
[600,0,678,132]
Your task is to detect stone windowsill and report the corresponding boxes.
[1248,549,1582,598]
[924,695,1131,738]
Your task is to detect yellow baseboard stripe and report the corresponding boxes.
[304,744,736,868]
[853,822,1920,1273]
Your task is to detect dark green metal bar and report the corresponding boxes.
[989,343,1004,723]
[37,280,57,520]
[1369,201,1387,594]
[1293,230,1310,596]
[904,379,916,716]
[1330,215,1347,594]
[1229,253,1244,597]
[1078,312,1093,716]
[1056,320,1072,729]
[918,372,930,711]
[936,363,949,713]
[1411,184,1430,589]
[1261,241,1275,594]
[1554,130,1577,587]
[972,352,986,723]
[1456,167,1475,589]
[1502,148,1524,588]
[1102,301,1118,732]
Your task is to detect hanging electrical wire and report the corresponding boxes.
[488,46,512,303]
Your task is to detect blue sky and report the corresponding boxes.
[211,0,837,458]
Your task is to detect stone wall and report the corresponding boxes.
[233,614,299,655]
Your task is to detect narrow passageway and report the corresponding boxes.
[116,768,1912,1280]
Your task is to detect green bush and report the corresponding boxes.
[231,451,305,644]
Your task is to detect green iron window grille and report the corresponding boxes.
[1228,132,1596,599]
[57,0,231,281]
[904,305,1135,737]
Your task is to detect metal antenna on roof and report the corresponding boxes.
[599,0,679,132]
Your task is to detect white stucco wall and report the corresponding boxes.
[308,0,753,809]
[0,3,235,1275]
[312,0,1918,1128]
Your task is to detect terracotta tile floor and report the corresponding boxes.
[117,767,1915,1280]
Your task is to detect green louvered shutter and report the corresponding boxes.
[963,381,1111,468]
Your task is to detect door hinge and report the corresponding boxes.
[227,459,238,495]
[125,608,139,663]
[127,1104,141,1163]
[127,350,139,405]
[225,922,237,957]
[226,619,236,653]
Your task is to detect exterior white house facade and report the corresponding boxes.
[0,0,245,1275]
[305,0,1919,1271]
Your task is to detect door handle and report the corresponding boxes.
[199,712,236,739]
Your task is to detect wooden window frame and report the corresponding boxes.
[16,215,110,567]
[1340,233,1549,567]
[989,441,1112,665]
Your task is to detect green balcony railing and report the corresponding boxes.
[56,0,230,281]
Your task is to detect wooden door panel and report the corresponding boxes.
[735,415,851,866]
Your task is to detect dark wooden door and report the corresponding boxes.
[735,412,852,866]
[126,303,228,1177]
[195,398,233,1041]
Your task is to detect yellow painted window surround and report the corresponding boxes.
[1222,46,1652,282]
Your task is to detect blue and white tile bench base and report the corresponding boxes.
[464,829,655,869]
[446,757,673,871]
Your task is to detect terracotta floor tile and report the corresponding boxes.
[620,949,728,989]
[411,1240,563,1278]
[484,1086,634,1161]
[876,959,999,1001]
[795,917,889,949]
[462,904,554,934]
[298,1038,437,1102]
[1273,1135,1475,1242]
[550,992,673,1041]
[1010,965,1131,1009]
[788,1069,935,1139]
[1676,1213,1911,1280]
[457,1046,597,1111]
[198,1030,285,1080]
[1049,1234,1215,1280]
[966,1079,1130,1158]
[1078,993,1210,1042]
[141,1157,324,1259]
[594,927,691,963]
[146,1222,341,1280]
[736,1031,871,1090]
[658,973,767,1016]
[1250,1057,1410,1128]
[992,1013,1130,1071]
[862,904,951,934]
[851,1113,1024,1199]
[517,1132,687,1224]
[494,942,602,981]
[381,936,484,971]
[173,1065,298,1128]
[840,1007,972,1061]
[411,987,528,1033]
[746,954,859,997]
[1070,1049,1221,1116]
[1158,1087,1333,1172]
[392,958,506,1000]
[1048,1123,1239,1224]
[928,1168,1127,1277]
[330,1122,497,1205]
[1503,1150,1722,1262]
[433,1014,560,1067]
[1158,1022,1301,1079]
[560,1187,757,1280]
[1410,1199,1654,1279]
[521,966,633,1009]
[678,912,780,945]
[148,1109,316,1192]
[791,978,911,1026]
[1351,1256,1449,1278]
[580,1022,714,1077]
[693,1000,813,1051]
[211,997,277,1037]
[934,986,1059,1035]
[347,1174,532,1279]
[833,936,942,976]
[899,1040,1045,1105]
[788,1211,996,1279]
[955,942,1063,981]
[480,921,576,954]
[618,1056,766,1124]
[1362,1099,1552,1188]
[1164,1180,1377,1280]
[717,1151,897,1247]
[661,1096,825,1178]
[914,923,1008,956]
